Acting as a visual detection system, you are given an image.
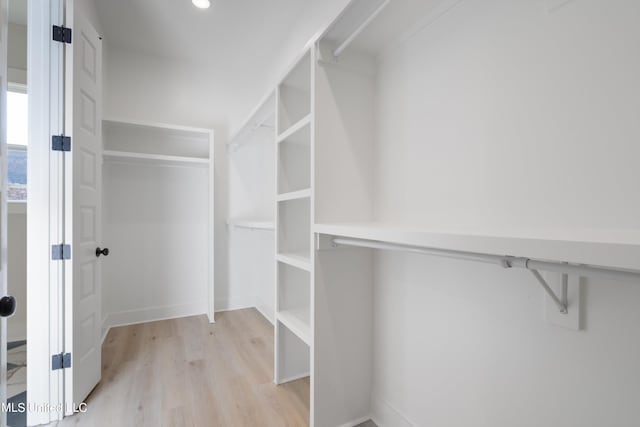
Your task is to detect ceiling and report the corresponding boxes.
[95,0,312,65]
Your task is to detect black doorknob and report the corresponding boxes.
[96,247,110,257]
[0,296,16,317]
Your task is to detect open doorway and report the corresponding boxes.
[6,0,28,425]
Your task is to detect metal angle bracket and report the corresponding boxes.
[501,257,568,314]
[529,269,568,314]
[316,234,340,251]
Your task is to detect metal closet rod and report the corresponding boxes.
[331,237,640,282]
[331,237,640,313]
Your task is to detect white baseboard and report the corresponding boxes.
[254,300,275,325]
[338,416,373,427]
[276,372,309,384]
[214,295,258,313]
[102,302,207,333]
[371,394,416,427]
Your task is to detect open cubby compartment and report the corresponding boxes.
[277,262,310,334]
[278,120,311,194]
[313,242,374,427]
[276,320,310,385]
[103,120,211,159]
[277,50,312,135]
[314,40,376,224]
[277,197,311,259]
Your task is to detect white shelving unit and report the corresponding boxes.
[230,0,640,426]
[309,0,640,425]
[101,119,215,328]
[227,92,277,322]
[274,49,314,394]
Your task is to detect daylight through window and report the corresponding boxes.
[7,90,27,201]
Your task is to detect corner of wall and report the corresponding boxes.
[371,393,416,427]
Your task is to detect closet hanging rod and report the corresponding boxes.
[330,237,640,282]
[333,0,391,57]
[329,236,640,313]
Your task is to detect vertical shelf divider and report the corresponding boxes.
[274,48,314,401]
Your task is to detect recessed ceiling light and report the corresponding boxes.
[192,0,211,9]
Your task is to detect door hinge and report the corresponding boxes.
[52,25,72,43]
[52,135,71,152]
[51,244,71,261]
[52,353,72,370]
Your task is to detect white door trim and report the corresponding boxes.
[0,0,8,424]
[26,0,66,424]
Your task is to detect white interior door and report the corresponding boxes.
[64,8,103,408]
[0,0,8,424]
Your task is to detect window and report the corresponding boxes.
[7,90,27,201]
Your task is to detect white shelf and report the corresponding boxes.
[277,308,311,346]
[103,119,212,160]
[227,218,275,231]
[277,188,311,202]
[229,90,276,150]
[277,114,311,144]
[103,150,209,165]
[277,252,312,271]
[314,222,640,271]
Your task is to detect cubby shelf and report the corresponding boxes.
[277,252,312,271]
[277,188,311,202]
[276,114,311,143]
[277,309,311,346]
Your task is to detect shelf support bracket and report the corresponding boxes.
[529,269,568,314]
[502,257,568,314]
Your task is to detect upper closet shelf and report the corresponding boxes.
[103,118,213,160]
[227,218,275,231]
[103,150,209,166]
[314,222,640,272]
[318,0,456,58]
[228,91,276,151]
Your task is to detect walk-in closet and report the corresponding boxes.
[7,0,640,426]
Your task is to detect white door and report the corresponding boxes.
[64,9,103,409]
[0,0,11,425]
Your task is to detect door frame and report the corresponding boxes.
[0,0,8,425]
[26,0,67,424]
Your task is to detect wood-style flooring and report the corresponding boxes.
[54,309,309,427]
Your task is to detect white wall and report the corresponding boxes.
[374,0,640,231]
[102,161,209,328]
[371,0,640,425]
[226,121,276,317]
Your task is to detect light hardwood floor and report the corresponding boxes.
[55,309,310,427]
